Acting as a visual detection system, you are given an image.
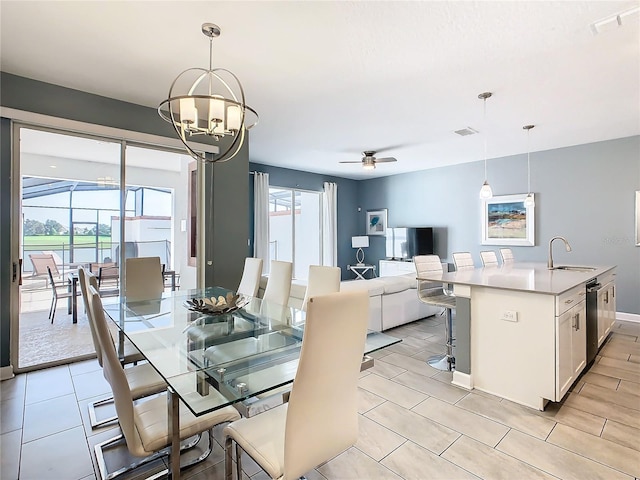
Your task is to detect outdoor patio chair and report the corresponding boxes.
[47,265,75,323]
[29,253,60,287]
[90,262,120,289]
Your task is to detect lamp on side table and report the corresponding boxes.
[351,236,369,267]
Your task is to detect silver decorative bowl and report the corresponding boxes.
[184,293,248,316]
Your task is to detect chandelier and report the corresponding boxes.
[158,23,258,163]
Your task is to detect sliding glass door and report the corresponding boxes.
[12,126,195,371]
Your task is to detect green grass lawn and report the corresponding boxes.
[23,235,111,250]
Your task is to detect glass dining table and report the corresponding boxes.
[101,286,401,479]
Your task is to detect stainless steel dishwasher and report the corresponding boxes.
[586,277,602,365]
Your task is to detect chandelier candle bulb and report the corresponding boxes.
[227,105,241,131]
[180,98,198,127]
[209,96,225,127]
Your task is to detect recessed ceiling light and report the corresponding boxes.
[49,165,57,168]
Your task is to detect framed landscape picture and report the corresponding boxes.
[482,194,535,246]
[366,209,387,236]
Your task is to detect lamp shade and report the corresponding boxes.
[351,236,369,248]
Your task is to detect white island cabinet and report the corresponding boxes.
[416,263,616,411]
[555,285,587,400]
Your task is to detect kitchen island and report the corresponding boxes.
[417,262,616,410]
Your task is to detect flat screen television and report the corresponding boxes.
[386,227,434,260]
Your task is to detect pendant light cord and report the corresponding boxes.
[526,127,531,194]
[483,97,488,182]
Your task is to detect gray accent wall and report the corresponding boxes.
[248,162,359,279]
[358,136,640,314]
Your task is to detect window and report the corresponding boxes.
[268,187,322,280]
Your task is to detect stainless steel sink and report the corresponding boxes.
[552,266,596,272]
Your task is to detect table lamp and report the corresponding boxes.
[351,236,369,266]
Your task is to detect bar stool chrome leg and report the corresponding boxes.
[427,308,455,371]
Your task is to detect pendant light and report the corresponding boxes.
[523,125,535,207]
[478,92,493,199]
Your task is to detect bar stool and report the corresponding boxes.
[500,248,515,263]
[480,250,499,267]
[414,255,457,371]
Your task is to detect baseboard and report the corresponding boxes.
[616,312,640,323]
[0,365,15,381]
[452,371,473,390]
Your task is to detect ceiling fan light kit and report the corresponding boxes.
[158,22,258,163]
[340,150,398,170]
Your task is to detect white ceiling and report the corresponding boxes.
[1,1,639,180]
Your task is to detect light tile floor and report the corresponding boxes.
[1,317,639,480]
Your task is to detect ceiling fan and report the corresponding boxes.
[339,150,398,170]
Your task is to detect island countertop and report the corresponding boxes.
[417,262,616,295]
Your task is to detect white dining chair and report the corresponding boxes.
[452,252,475,271]
[223,290,369,480]
[124,256,164,301]
[262,260,293,306]
[79,268,165,430]
[237,257,263,297]
[500,248,515,263]
[480,250,499,267]
[88,286,241,480]
[414,255,457,371]
[301,265,341,311]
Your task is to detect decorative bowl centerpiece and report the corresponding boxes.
[184,292,248,316]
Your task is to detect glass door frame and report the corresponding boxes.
[10,122,198,373]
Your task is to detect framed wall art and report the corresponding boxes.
[366,209,387,236]
[481,194,535,246]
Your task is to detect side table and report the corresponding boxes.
[347,264,376,280]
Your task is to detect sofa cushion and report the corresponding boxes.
[378,275,415,294]
[340,279,385,297]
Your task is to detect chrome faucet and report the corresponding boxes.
[548,236,572,269]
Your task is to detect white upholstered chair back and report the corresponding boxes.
[500,248,515,263]
[124,256,164,302]
[301,265,341,311]
[87,286,146,457]
[452,252,475,271]
[79,268,104,366]
[237,257,264,297]
[262,260,293,306]
[480,251,499,267]
[284,290,369,479]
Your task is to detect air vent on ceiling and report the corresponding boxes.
[454,127,478,137]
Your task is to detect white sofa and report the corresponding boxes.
[258,273,439,332]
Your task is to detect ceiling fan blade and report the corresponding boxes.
[374,157,397,163]
[339,160,366,164]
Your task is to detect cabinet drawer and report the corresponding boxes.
[556,284,586,315]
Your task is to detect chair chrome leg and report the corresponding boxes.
[225,437,233,480]
[95,432,204,480]
[235,442,243,480]
[88,396,117,428]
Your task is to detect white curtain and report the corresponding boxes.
[322,182,338,266]
[253,172,270,271]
